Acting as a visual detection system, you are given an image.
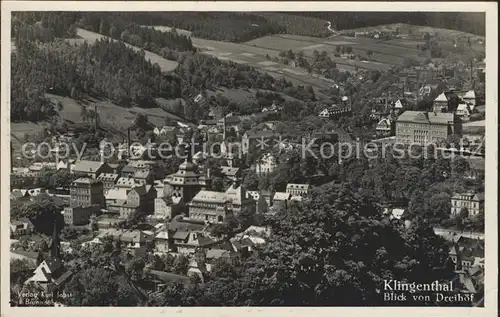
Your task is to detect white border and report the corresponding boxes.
[1,2,497,317]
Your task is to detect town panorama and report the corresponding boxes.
[8,11,488,307]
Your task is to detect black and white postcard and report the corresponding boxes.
[1,2,497,317]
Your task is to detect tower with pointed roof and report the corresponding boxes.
[49,219,61,259]
[164,144,204,204]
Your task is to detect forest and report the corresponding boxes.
[11,12,317,124]
[49,179,463,306]
[297,12,485,36]
[11,38,184,121]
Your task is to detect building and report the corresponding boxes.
[115,177,141,189]
[395,111,454,145]
[105,187,129,213]
[392,99,404,115]
[242,131,294,154]
[117,185,156,219]
[188,182,256,223]
[134,170,154,185]
[163,152,209,204]
[63,205,100,226]
[56,159,74,171]
[153,125,177,137]
[456,90,476,106]
[286,183,311,197]
[220,166,241,181]
[72,160,112,179]
[172,231,216,255]
[318,105,352,119]
[375,117,393,137]
[272,192,292,208]
[433,92,449,113]
[462,125,485,146]
[24,221,72,291]
[69,178,105,209]
[154,197,179,220]
[10,218,34,237]
[97,173,119,191]
[255,153,277,175]
[120,164,137,178]
[449,237,484,271]
[246,191,270,214]
[455,103,472,121]
[154,231,170,253]
[451,192,484,217]
[98,229,153,257]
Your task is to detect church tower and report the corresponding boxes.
[50,219,61,259]
[164,144,203,204]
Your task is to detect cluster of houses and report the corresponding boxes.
[370,87,484,148]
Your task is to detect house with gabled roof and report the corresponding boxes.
[462,90,476,106]
[433,92,449,113]
[117,184,156,219]
[172,231,217,255]
[10,218,34,237]
[376,117,393,137]
[392,99,404,115]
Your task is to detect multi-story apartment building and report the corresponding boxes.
[451,192,485,217]
[117,185,157,219]
[396,111,454,145]
[188,183,256,223]
[69,178,105,209]
[64,205,100,226]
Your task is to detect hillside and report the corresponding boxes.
[75,28,179,73]
[295,12,486,36]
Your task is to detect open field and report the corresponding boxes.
[343,23,485,40]
[10,122,47,153]
[246,34,429,68]
[341,23,485,58]
[46,93,188,128]
[146,25,193,37]
[75,28,179,73]
[191,37,336,94]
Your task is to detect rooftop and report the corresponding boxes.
[274,192,291,201]
[73,177,101,185]
[396,111,454,125]
[434,92,448,102]
[73,160,106,173]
